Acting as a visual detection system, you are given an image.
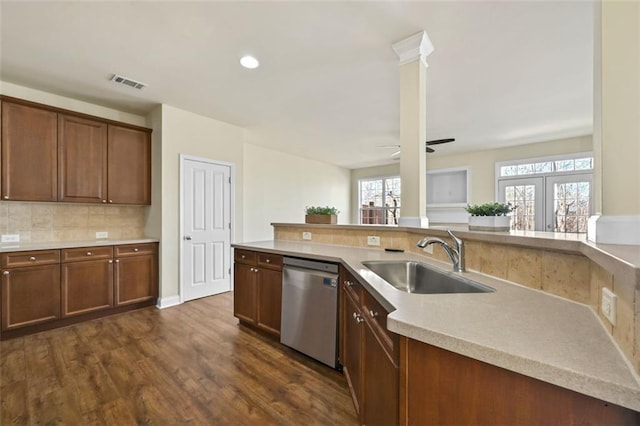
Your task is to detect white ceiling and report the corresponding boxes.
[0,1,594,169]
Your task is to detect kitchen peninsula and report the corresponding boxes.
[233,223,640,424]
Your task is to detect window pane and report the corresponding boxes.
[504,184,536,231]
[574,158,593,170]
[552,180,590,233]
[501,165,518,176]
[517,164,534,175]
[534,162,553,173]
[555,160,574,172]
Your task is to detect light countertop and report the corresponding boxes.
[233,239,640,412]
[0,238,159,253]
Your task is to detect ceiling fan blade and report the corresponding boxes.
[426,146,435,153]
[425,138,455,146]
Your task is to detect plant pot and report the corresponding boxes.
[468,215,511,232]
[305,214,337,225]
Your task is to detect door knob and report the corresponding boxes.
[184,236,192,240]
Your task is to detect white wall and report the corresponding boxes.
[243,143,351,241]
[153,104,246,302]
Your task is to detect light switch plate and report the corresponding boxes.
[1,234,19,243]
[601,287,617,326]
[302,232,312,240]
[367,236,381,246]
[96,231,109,239]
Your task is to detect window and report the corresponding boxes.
[496,153,593,233]
[359,176,401,224]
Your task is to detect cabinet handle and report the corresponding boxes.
[29,256,36,261]
[369,310,378,318]
[133,248,139,252]
[3,271,8,275]
[86,252,93,256]
[109,200,113,203]
[102,200,106,203]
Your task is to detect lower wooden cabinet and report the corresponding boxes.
[341,268,399,426]
[233,249,283,337]
[0,242,158,339]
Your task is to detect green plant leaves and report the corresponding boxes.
[465,202,514,216]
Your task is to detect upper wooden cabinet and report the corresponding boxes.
[58,114,108,203]
[1,100,58,201]
[107,125,151,204]
[0,96,152,205]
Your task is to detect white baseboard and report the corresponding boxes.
[156,295,181,309]
[588,215,640,245]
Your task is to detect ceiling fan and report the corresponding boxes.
[378,138,455,157]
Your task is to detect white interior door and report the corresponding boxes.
[181,156,232,301]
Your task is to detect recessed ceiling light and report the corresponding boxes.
[240,55,259,69]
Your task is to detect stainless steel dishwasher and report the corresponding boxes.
[280,257,339,368]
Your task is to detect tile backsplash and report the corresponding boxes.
[0,202,146,242]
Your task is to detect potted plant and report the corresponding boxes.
[465,202,514,231]
[305,206,340,224]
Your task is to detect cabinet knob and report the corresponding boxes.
[86,252,93,256]
[109,200,113,203]
[3,271,9,275]
[353,312,364,323]
[115,259,120,263]
[369,310,378,318]
[241,255,246,259]
[133,248,139,252]
[29,256,36,261]
[102,200,107,203]
[108,260,113,264]
[346,280,354,286]
[265,258,271,263]
[3,195,8,200]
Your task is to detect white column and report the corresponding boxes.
[588,1,640,245]
[392,31,434,228]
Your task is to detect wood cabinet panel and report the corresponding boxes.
[61,258,113,317]
[256,267,282,335]
[1,100,58,201]
[233,262,256,323]
[402,338,639,426]
[234,249,257,264]
[257,253,283,270]
[114,253,157,306]
[107,125,151,205]
[114,243,155,258]
[58,114,108,203]
[1,264,61,330]
[1,250,60,268]
[342,289,363,417]
[61,246,113,263]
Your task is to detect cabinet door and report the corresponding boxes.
[114,254,157,306]
[343,290,363,416]
[107,125,151,204]
[1,101,58,201]
[363,321,399,426]
[233,263,256,323]
[58,114,108,203]
[61,259,113,317]
[1,264,61,330]
[256,268,282,336]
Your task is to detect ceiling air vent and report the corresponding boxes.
[111,74,147,90]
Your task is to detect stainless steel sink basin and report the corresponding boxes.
[361,260,495,294]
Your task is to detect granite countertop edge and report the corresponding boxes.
[232,240,640,412]
[0,238,159,252]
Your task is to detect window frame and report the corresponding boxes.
[358,175,401,225]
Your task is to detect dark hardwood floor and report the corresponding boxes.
[1,292,358,425]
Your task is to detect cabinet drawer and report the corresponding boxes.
[114,243,155,257]
[1,250,60,269]
[363,290,398,362]
[257,253,282,270]
[235,249,257,265]
[62,246,113,263]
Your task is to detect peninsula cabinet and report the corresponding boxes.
[1,100,58,202]
[341,268,399,426]
[1,250,61,330]
[0,96,152,205]
[233,249,283,337]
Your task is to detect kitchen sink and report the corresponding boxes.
[361,260,495,294]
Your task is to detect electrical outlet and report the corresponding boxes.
[96,231,109,239]
[601,287,617,326]
[423,244,434,254]
[367,236,381,246]
[302,232,312,240]
[1,234,19,243]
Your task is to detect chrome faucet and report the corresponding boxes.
[417,230,466,272]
